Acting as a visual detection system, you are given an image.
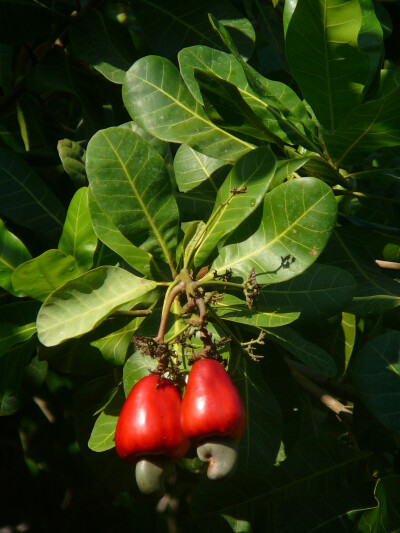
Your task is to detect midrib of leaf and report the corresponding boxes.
[0,256,15,269]
[37,256,58,291]
[1,163,63,227]
[217,304,295,320]
[371,340,399,377]
[131,73,254,151]
[39,278,156,335]
[103,131,177,277]
[138,0,217,48]
[1,323,36,344]
[198,449,372,517]
[323,0,335,131]
[333,231,399,298]
[335,102,384,168]
[207,190,332,277]
[191,148,218,192]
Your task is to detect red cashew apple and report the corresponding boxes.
[115,374,189,496]
[180,359,246,480]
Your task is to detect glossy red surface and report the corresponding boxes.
[115,375,189,462]
[180,359,246,442]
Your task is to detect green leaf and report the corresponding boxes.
[324,76,400,166]
[211,177,337,284]
[0,339,36,416]
[179,220,206,269]
[285,0,370,130]
[193,146,277,268]
[259,264,356,321]
[88,189,161,278]
[57,139,87,189]
[122,55,254,163]
[174,144,227,193]
[0,148,66,244]
[123,351,158,396]
[358,0,384,93]
[357,476,400,533]
[88,387,125,452]
[70,10,135,84]
[12,249,82,302]
[0,219,31,296]
[213,293,299,328]
[0,300,40,357]
[265,326,337,377]
[178,45,319,151]
[86,126,179,275]
[351,331,400,435]
[131,0,255,61]
[16,94,47,152]
[58,188,97,272]
[320,229,400,315]
[235,360,282,477]
[270,156,310,191]
[37,266,158,347]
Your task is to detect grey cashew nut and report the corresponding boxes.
[196,438,238,480]
[135,457,174,497]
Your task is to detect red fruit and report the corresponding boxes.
[115,375,189,462]
[180,359,246,442]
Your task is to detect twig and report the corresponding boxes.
[111,309,152,318]
[154,282,186,343]
[288,367,353,425]
[33,396,55,423]
[375,260,400,271]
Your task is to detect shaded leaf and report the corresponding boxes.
[351,331,400,435]
[16,94,47,151]
[174,144,227,193]
[70,10,135,84]
[0,148,66,244]
[88,387,125,452]
[122,55,254,163]
[211,177,337,284]
[0,300,40,357]
[58,187,97,272]
[0,219,31,296]
[356,476,400,532]
[123,351,158,396]
[37,266,158,346]
[265,325,337,378]
[0,0,53,45]
[286,0,370,130]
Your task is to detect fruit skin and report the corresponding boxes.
[180,359,246,442]
[115,375,189,462]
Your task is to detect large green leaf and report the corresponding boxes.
[0,300,40,358]
[58,188,97,272]
[210,177,337,284]
[358,0,384,93]
[130,0,255,61]
[192,146,277,268]
[351,331,400,435]
[324,75,400,166]
[88,189,162,279]
[356,476,400,533]
[286,0,370,130]
[57,139,87,189]
[70,10,135,84]
[86,126,179,275]
[259,264,356,321]
[178,46,319,151]
[0,219,31,296]
[174,144,227,193]
[235,361,282,478]
[37,266,158,347]
[213,293,299,328]
[12,249,82,302]
[122,55,254,163]
[320,229,400,315]
[265,326,337,378]
[0,148,66,244]
[191,438,371,529]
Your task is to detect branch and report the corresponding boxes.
[111,309,152,318]
[154,282,186,343]
[375,260,400,271]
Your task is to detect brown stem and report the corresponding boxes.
[375,260,400,271]
[285,358,355,401]
[289,367,353,425]
[111,309,152,318]
[154,282,186,343]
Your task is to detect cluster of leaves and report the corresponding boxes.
[1,0,400,531]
